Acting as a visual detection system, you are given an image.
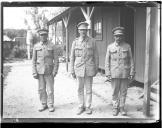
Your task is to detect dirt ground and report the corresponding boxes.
[2,60,159,122]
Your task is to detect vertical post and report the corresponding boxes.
[80,7,95,37]
[26,30,31,60]
[143,7,151,116]
[27,44,30,59]
[62,13,70,72]
[66,27,69,72]
[55,23,57,44]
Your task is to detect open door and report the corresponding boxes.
[120,7,135,54]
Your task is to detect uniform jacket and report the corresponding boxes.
[105,41,135,78]
[32,41,59,75]
[70,36,99,77]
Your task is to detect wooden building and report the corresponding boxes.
[14,37,27,50]
[48,2,160,116]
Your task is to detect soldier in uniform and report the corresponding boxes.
[32,29,59,112]
[105,27,135,116]
[70,21,99,115]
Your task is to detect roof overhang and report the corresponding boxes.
[47,1,158,26]
[48,7,76,26]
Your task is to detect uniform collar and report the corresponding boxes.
[114,41,124,46]
[40,41,48,45]
[78,36,89,42]
[114,41,119,46]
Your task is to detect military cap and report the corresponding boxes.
[77,21,89,30]
[112,26,125,35]
[37,29,48,35]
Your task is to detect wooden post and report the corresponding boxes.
[26,30,32,60]
[62,12,71,72]
[65,28,69,71]
[80,7,95,36]
[54,22,57,44]
[143,7,151,116]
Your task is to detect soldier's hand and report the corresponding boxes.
[128,75,134,80]
[95,67,99,73]
[72,73,76,79]
[53,72,57,77]
[106,75,112,82]
[33,74,38,79]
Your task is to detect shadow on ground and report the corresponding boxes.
[3,58,26,63]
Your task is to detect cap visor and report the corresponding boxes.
[114,33,124,35]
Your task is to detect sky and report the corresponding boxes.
[3,7,28,29]
[3,7,63,30]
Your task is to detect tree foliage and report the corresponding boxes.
[24,7,49,30]
[4,29,27,40]
[24,7,69,30]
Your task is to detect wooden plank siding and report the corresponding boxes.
[68,8,85,57]
[134,7,146,83]
[149,7,159,84]
[93,7,120,69]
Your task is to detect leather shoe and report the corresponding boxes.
[76,107,85,115]
[85,107,92,115]
[112,108,119,116]
[48,105,55,112]
[120,107,127,116]
[38,105,48,112]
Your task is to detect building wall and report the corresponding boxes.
[134,7,146,82]
[68,8,86,56]
[93,7,120,69]
[15,37,27,49]
[150,7,159,84]
[134,7,159,83]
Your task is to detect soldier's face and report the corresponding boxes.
[40,34,48,42]
[114,35,124,43]
[78,29,88,37]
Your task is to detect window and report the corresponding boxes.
[75,21,80,38]
[93,18,102,40]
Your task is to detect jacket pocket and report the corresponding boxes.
[36,47,43,57]
[86,45,93,56]
[74,47,83,57]
[47,48,53,57]
[110,49,117,59]
[122,49,128,58]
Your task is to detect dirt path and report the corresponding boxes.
[2,60,158,122]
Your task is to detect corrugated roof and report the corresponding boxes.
[48,7,71,24]
[48,7,76,25]
[47,1,157,25]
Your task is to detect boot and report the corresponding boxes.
[38,104,48,112]
[48,105,55,112]
[76,107,85,115]
[120,107,127,116]
[85,107,92,115]
[112,107,119,116]
[112,100,119,116]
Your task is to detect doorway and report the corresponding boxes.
[120,7,135,54]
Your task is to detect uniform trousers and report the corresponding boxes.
[111,78,128,108]
[38,74,54,107]
[77,75,93,108]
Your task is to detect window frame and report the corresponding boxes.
[93,17,103,41]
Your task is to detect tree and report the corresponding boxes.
[6,31,17,40]
[24,7,49,30]
[4,29,27,39]
[24,7,69,30]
